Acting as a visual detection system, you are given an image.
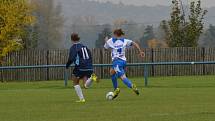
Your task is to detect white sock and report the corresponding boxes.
[74,85,84,100]
[85,78,93,88]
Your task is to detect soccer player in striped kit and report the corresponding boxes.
[104,29,145,99]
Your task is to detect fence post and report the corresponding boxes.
[151,48,155,76]
[46,50,50,81]
[100,49,104,78]
[0,71,3,82]
[64,69,68,87]
[144,64,148,87]
[202,48,206,75]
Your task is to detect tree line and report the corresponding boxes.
[95,0,214,48]
[1,0,215,64]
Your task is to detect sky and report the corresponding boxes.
[90,0,215,8]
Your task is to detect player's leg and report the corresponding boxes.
[113,60,132,88]
[120,74,132,88]
[73,76,86,102]
[84,71,98,89]
[116,60,140,95]
[72,69,85,102]
[120,74,139,95]
[110,68,120,99]
[110,68,118,90]
[111,63,120,99]
[117,67,133,89]
[82,76,88,88]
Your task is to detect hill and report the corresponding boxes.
[56,0,215,48]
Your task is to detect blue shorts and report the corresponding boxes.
[112,59,127,78]
[72,68,93,79]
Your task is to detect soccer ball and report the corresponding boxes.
[106,92,114,100]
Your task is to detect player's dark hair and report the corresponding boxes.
[113,29,125,37]
[71,33,80,42]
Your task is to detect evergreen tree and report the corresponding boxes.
[95,25,111,48]
[139,25,155,48]
[201,25,215,47]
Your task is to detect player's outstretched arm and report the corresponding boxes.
[66,47,76,69]
[132,42,145,58]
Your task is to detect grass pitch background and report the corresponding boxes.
[0,76,215,121]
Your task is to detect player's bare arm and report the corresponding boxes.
[132,41,145,58]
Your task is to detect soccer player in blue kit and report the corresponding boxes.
[104,29,145,99]
[66,33,97,103]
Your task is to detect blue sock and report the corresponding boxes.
[122,78,132,88]
[111,74,118,90]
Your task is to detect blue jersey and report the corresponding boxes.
[66,43,93,70]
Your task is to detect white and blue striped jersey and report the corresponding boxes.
[104,38,133,61]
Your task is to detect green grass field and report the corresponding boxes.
[0,76,215,121]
